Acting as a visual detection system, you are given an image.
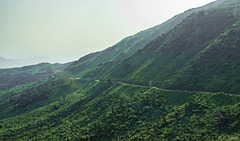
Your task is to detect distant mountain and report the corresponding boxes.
[0,62,72,90]
[0,57,24,68]
[20,56,57,65]
[0,56,57,69]
[0,57,7,61]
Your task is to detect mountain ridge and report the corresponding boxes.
[102,4,240,93]
[65,0,230,79]
[1,0,240,140]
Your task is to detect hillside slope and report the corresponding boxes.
[103,3,240,93]
[166,23,240,93]
[0,80,240,140]
[64,0,228,78]
[1,0,240,140]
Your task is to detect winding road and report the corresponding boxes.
[79,77,239,96]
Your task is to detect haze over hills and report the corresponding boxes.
[0,56,57,69]
[0,62,72,90]
[0,57,7,61]
[0,0,240,140]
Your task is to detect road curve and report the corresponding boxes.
[80,77,240,96]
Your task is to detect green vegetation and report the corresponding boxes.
[1,0,240,140]
[0,80,239,140]
[166,22,240,93]
[103,4,240,94]
[64,0,226,79]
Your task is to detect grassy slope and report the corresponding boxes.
[103,5,240,93]
[0,80,239,140]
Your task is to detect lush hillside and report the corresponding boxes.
[64,0,228,79]
[0,79,239,140]
[103,3,240,93]
[1,0,240,140]
[0,62,71,90]
[166,23,240,93]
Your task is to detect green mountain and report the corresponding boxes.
[65,0,228,78]
[103,2,240,93]
[0,62,71,90]
[1,0,240,140]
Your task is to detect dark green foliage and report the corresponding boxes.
[168,24,240,93]
[1,0,240,140]
[64,0,225,79]
[0,80,239,140]
[104,5,240,93]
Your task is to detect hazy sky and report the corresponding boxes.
[0,0,215,62]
